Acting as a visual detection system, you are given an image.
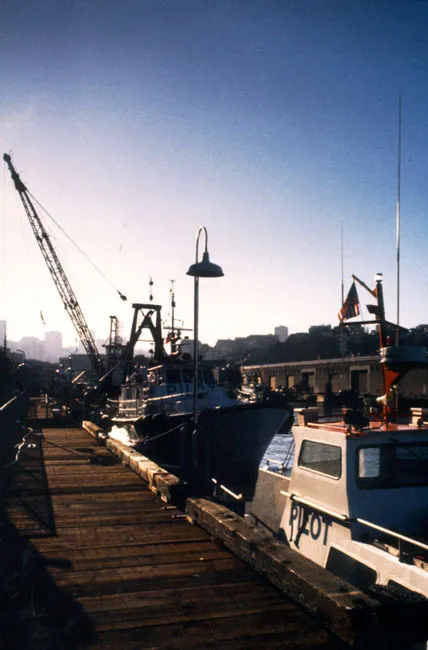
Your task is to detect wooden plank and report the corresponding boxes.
[52,557,256,598]
[31,522,210,553]
[77,581,295,618]
[47,540,232,573]
[94,608,335,650]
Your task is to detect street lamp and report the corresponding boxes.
[186,226,224,425]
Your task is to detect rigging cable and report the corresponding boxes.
[27,190,127,302]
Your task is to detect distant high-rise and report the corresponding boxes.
[44,331,63,362]
[0,320,6,347]
[274,325,288,343]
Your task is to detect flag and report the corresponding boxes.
[338,282,360,321]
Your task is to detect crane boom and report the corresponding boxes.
[3,153,106,378]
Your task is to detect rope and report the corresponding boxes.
[142,421,188,444]
[28,191,127,302]
[3,426,42,469]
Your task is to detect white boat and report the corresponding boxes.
[250,274,428,601]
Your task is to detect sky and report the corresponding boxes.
[1,0,428,350]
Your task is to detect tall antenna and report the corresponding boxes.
[341,215,344,307]
[396,94,402,344]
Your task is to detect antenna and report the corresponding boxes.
[340,216,345,387]
[170,279,176,334]
[396,94,402,345]
[341,215,344,307]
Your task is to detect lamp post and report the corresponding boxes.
[186,226,224,492]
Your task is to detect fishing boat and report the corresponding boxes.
[103,299,293,500]
[250,274,428,601]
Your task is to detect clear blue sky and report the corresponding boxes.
[2,0,428,348]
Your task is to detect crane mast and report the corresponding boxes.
[3,153,106,378]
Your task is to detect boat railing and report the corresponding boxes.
[112,389,216,418]
[144,392,194,415]
[279,491,349,522]
[211,477,244,501]
[354,517,428,559]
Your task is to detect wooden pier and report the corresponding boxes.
[1,424,346,649]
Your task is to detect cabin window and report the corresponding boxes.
[357,442,428,488]
[298,440,342,479]
[358,447,380,478]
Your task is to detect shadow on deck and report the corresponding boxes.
[0,427,97,649]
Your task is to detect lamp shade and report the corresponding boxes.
[186,251,224,278]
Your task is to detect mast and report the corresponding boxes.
[340,216,345,388]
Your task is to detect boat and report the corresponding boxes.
[236,374,269,404]
[249,273,428,601]
[102,298,294,501]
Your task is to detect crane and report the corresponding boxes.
[3,153,106,378]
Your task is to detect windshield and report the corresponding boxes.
[357,442,428,489]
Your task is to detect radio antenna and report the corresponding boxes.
[396,94,402,345]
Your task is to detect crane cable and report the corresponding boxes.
[27,190,127,302]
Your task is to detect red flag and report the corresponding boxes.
[338,282,360,322]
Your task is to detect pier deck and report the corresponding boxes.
[1,425,343,649]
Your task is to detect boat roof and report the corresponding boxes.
[306,419,428,437]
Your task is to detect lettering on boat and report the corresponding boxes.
[287,503,332,547]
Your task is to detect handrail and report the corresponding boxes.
[355,518,428,553]
[279,491,348,521]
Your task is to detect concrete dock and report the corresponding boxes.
[1,425,348,649]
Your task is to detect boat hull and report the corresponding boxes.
[115,400,292,499]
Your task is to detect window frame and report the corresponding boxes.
[298,439,342,480]
[356,442,428,489]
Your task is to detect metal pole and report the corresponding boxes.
[396,94,402,345]
[192,229,202,495]
[192,275,199,425]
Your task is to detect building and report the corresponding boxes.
[241,355,428,399]
[44,331,63,362]
[274,325,288,343]
[0,320,6,347]
[18,336,46,361]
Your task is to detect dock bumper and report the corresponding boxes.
[82,420,183,505]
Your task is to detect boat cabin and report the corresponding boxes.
[285,422,428,538]
[115,363,236,420]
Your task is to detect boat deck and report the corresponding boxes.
[1,425,343,649]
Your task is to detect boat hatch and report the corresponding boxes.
[357,442,428,489]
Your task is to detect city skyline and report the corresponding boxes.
[2,321,288,363]
[2,2,428,347]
